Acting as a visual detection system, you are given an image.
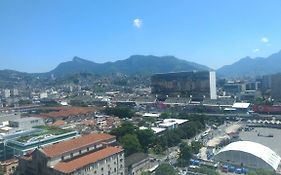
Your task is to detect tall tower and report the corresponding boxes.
[209,71,217,100]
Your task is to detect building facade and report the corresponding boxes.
[9,117,45,130]
[151,71,217,99]
[271,73,281,100]
[17,133,125,175]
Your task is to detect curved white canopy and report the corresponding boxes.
[217,141,281,171]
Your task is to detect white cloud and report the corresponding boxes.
[261,37,269,43]
[253,48,260,53]
[133,18,142,28]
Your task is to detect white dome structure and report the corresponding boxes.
[214,141,281,171]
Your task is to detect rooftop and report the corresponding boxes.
[51,120,66,127]
[232,102,250,109]
[159,118,188,127]
[41,133,115,157]
[163,118,188,125]
[54,146,123,173]
[139,126,166,134]
[16,125,72,143]
[142,113,160,118]
[35,107,96,119]
[125,152,149,167]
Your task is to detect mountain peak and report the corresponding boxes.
[72,56,88,62]
[217,50,281,78]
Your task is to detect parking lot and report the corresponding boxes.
[240,127,281,156]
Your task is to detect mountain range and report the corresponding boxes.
[47,55,210,76]
[1,50,281,79]
[217,50,281,78]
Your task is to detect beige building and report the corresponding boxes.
[17,133,125,175]
[0,158,18,175]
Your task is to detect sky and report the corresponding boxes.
[0,0,281,73]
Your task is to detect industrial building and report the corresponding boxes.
[151,71,217,99]
[214,141,281,172]
[17,133,124,175]
[9,117,45,130]
[253,104,281,114]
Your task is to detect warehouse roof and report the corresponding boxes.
[232,102,250,109]
[217,141,281,171]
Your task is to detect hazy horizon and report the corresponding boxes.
[1,0,281,72]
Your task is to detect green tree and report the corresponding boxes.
[104,107,134,118]
[141,172,151,175]
[120,134,143,156]
[191,141,203,154]
[152,143,164,154]
[155,163,176,175]
[248,169,274,175]
[18,99,32,106]
[178,142,192,167]
[69,99,88,107]
[192,167,219,175]
[110,121,136,139]
[136,129,156,152]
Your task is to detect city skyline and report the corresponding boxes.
[1,0,281,72]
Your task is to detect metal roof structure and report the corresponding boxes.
[216,141,281,171]
[232,102,250,109]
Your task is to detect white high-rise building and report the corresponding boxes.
[13,89,19,96]
[4,89,11,98]
[40,92,48,99]
[209,71,217,100]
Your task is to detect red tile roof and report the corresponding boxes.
[41,133,115,158]
[35,107,96,119]
[54,146,123,173]
[51,120,65,127]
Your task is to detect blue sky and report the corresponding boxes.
[0,0,281,73]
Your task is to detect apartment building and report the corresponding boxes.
[17,133,125,175]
